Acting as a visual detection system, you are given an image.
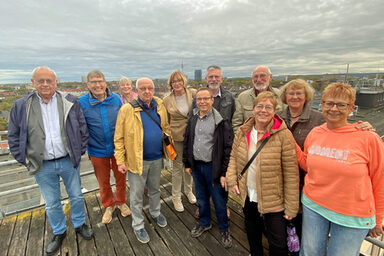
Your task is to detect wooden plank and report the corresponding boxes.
[8,211,31,256]
[77,196,97,256]
[144,192,193,256]
[159,175,232,256]
[158,182,212,256]
[26,208,45,256]
[96,194,134,256]
[44,212,55,256]
[0,215,16,256]
[60,202,78,256]
[117,188,154,256]
[85,193,116,256]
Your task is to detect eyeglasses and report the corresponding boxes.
[255,104,274,111]
[196,97,212,102]
[171,79,183,84]
[322,101,349,110]
[34,79,55,85]
[286,92,305,97]
[88,80,105,85]
[138,86,154,91]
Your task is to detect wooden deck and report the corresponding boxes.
[0,169,251,256]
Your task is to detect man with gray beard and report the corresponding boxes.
[232,65,284,132]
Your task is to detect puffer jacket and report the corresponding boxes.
[232,87,284,132]
[163,87,196,142]
[226,115,299,217]
[114,96,171,175]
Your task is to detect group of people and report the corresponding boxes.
[7,64,383,256]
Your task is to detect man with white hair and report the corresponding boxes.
[232,65,284,131]
[8,66,93,255]
[114,77,171,244]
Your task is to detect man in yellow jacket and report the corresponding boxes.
[114,77,171,244]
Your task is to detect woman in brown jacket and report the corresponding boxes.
[226,91,299,256]
[163,70,197,212]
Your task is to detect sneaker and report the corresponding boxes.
[186,193,197,204]
[102,206,114,224]
[221,231,232,248]
[134,228,150,243]
[173,199,184,212]
[152,213,167,227]
[191,223,212,238]
[118,203,131,217]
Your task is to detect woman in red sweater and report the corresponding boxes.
[297,82,384,256]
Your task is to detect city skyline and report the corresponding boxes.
[1,0,383,83]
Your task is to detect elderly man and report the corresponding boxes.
[114,77,170,243]
[232,65,284,131]
[195,65,235,121]
[78,70,130,224]
[8,66,93,256]
[183,87,234,248]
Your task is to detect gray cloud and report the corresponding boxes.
[0,0,383,83]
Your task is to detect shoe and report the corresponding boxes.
[46,231,66,256]
[75,224,94,240]
[221,231,232,248]
[173,199,184,212]
[153,213,167,227]
[134,228,150,243]
[191,223,212,238]
[102,206,114,224]
[186,193,197,204]
[118,203,131,217]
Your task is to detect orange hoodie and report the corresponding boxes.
[297,123,384,228]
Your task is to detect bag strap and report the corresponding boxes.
[238,136,270,180]
[133,99,163,131]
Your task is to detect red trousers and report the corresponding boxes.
[89,156,127,208]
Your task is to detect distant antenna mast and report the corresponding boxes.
[344,64,349,83]
[181,59,184,72]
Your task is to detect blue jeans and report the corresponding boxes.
[300,206,369,256]
[192,161,228,232]
[34,156,85,235]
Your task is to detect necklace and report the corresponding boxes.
[289,110,302,119]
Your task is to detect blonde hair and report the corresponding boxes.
[322,82,356,105]
[167,70,187,91]
[280,79,314,104]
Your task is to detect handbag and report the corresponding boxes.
[135,100,178,161]
[287,221,300,253]
[238,136,270,180]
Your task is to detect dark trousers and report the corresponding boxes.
[243,197,288,256]
[192,161,229,232]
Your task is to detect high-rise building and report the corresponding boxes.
[194,69,202,81]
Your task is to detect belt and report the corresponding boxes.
[47,155,68,161]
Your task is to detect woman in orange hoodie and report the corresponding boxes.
[297,82,384,256]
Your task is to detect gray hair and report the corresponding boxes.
[87,70,105,82]
[253,65,272,75]
[136,77,154,88]
[31,66,57,79]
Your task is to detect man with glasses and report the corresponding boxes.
[114,77,171,243]
[183,87,234,248]
[232,65,284,132]
[78,70,130,225]
[8,66,93,255]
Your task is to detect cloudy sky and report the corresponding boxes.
[0,0,383,83]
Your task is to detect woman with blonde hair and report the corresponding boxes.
[118,76,137,104]
[163,70,197,212]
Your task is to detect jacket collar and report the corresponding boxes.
[280,103,311,122]
[192,107,223,126]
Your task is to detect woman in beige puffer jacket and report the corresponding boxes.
[226,91,299,256]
